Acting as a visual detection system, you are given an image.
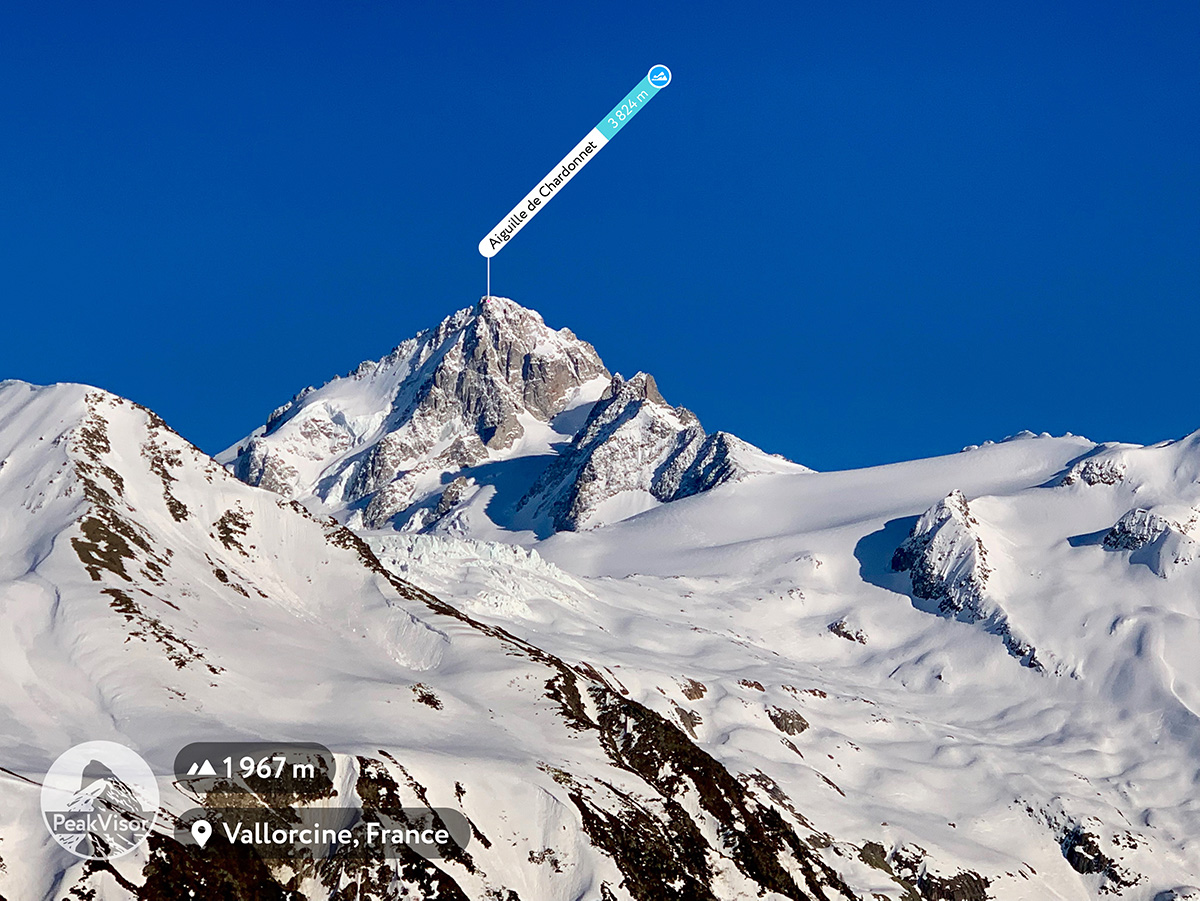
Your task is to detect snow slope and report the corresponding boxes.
[374,430,1200,899]
[0,381,859,900]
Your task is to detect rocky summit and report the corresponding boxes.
[220,296,805,537]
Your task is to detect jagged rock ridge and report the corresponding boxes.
[221,297,806,536]
[515,371,796,532]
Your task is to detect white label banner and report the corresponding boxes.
[478,129,608,258]
[478,65,671,258]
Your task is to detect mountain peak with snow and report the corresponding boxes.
[6,366,1200,895]
[220,297,804,537]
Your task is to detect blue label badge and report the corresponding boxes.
[648,65,671,88]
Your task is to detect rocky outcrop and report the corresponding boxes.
[893,491,1042,669]
[1060,456,1126,486]
[1103,506,1199,578]
[885,843,992,901]
[516,372,802,532]
[891,490,992,617]
[1104,508,1172,551]
[1061,824,1140,892]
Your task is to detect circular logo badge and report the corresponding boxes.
[41,741,159,860]
[648,65,672,88]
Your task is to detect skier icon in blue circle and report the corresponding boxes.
[648,65,671,88]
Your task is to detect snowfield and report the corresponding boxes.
[1,298,1199,899]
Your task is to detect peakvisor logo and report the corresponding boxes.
[41,741,159,860]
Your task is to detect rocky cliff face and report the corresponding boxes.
[222,297,804,536]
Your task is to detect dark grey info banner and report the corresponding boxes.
[175,807,471,862]
[173,742,335,801]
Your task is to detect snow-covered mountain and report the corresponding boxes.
[219,297,805,538]
[0,381,856,899]
[4,298,1200,900]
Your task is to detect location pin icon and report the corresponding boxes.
[191,818,213,849]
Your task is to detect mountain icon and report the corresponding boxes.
[59,759,153,858]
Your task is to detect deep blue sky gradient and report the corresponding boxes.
[2,2,1197,470]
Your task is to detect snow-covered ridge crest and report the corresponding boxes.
[221,297,805,537]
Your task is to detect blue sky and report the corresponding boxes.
[2,2,1197,471]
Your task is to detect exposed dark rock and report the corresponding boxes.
[135,832,297,900]
[141,430,189,522]
[102,587,216,673]
[213,507,252,555]
[566,774,719,901]
[917,869,991,901]
[671,699,703,737]
[336,756,473,897]
[1062,825,1140,892]
[859,841,891,873]
[888,844,991,901]
[411,683,443,709]
[767,707,810,735]
[828,619,867,644]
